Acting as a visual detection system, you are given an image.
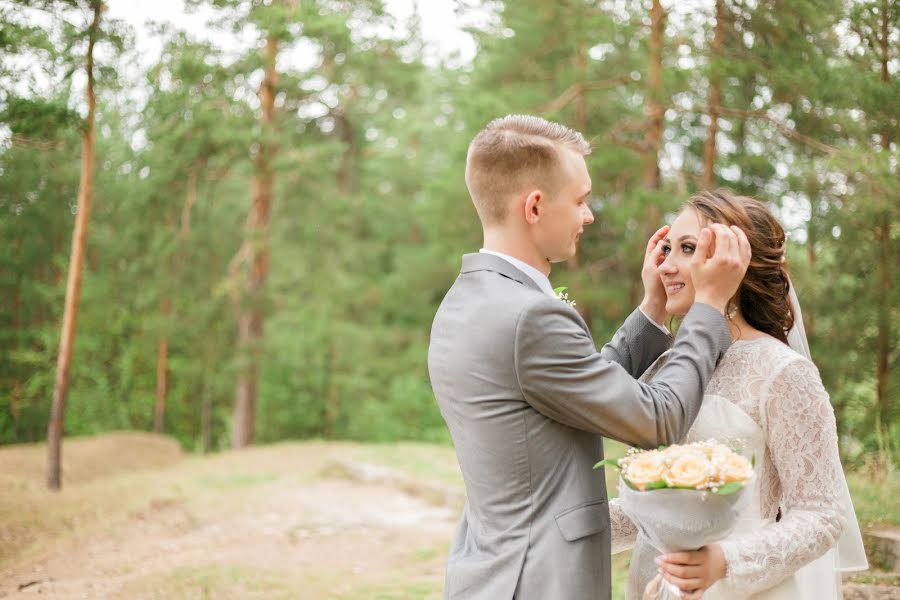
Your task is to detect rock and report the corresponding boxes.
[842,582,900,600]
[864,529,900,572]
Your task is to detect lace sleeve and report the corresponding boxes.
[609,497,638,553]
[718,358,846,594]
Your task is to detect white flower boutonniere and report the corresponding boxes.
[554,286,576,308]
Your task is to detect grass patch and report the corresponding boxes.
[119,564,298,600]
[611,552,631,600]
[847,469,900,528]
[603,439,629,499]
[338,579,443,600]
[195,473,280,489]
[412,544,442,563]
[334,442,462,486]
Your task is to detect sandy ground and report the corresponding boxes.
[0,439,458,599]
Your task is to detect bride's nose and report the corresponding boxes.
[658,254,677,274]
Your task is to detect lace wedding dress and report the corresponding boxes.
[611,337,851,600]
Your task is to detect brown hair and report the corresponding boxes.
[685,189,794,343]
[465,115,591,225]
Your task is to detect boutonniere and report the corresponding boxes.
[554,286,576,308]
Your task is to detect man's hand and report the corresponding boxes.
[656,544,727,600]
[640,225,670,325]
[691,224,751,314]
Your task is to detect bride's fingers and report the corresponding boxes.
[659,562,702,580]
[680,589,704,600]
[659,551,701,565]
[660,571,702,593]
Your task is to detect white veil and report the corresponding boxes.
[786,278,869,573]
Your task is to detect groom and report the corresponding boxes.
[428,115,751,600]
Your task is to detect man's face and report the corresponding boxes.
[534,149,594,263]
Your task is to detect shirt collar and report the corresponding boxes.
[479,249,556,298]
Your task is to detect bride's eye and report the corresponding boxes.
[661,244,671,256]
[682,244,695,255]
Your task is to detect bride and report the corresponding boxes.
[611,189,868,600]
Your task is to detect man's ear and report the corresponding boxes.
[524,190,542,224]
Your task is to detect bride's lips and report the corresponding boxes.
[665,282,686,295]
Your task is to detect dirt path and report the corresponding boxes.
[0,451,458,599]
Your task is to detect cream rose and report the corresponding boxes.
[721,451,754,483]
[663,452,712,489]
[623,451,665,491]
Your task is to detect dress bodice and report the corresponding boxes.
[614,337,846,600]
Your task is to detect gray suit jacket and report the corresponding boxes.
[428,253,731,600]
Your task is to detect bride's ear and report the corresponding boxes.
[524,190,542,224]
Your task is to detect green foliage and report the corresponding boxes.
[0,0,895,465]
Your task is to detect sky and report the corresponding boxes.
[105,0,477,70]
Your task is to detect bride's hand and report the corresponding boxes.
[656,543,727,600]
[640,225,670,325]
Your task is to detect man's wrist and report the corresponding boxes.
[639,298,668,327]
[692,294,727,314]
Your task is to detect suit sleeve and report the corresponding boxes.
[514,298,731,447]
[599,307,672,378]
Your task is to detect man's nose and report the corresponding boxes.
[582,203,594,224]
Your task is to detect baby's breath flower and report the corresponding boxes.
[554,286,576,307]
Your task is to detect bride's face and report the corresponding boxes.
[658,208,704,316]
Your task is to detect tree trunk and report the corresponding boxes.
[875,212,891,437]
[10,380,21,438]
[153,297,171,433]
[154,160,203,435]
[10,257,21,437]
[703,0,727,189]
[879,0,890,150]
[805,216,817,336]
[643,0,665,190]
[335,107,358,196]
[874,0,892,458]
[571,41,592,329]
[324,338,339,439]
[47,1,101,490]
[636,0,665,309]
[232,33,279,449]
[201,382,212,453]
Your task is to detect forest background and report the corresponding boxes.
[0,0,897,476]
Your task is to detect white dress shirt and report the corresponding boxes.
[479,248,670,334]
[479,249,556,298]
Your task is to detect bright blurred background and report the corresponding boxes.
[0,0,898,595]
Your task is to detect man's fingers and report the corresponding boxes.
[651,239,666,266]
[731,225,752,263]
[646,225,669,254]
[710,223,736,258]
[691,228,712,266]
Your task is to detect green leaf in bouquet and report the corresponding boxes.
[645,480,668,490]
[593,458,621,470]
[714,482,744,496]
[751,454,756,469]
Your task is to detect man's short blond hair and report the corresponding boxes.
[465,115,591,225]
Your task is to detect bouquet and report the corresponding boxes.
[595,440,754,600]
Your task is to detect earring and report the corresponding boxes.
[727,303,737,319]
